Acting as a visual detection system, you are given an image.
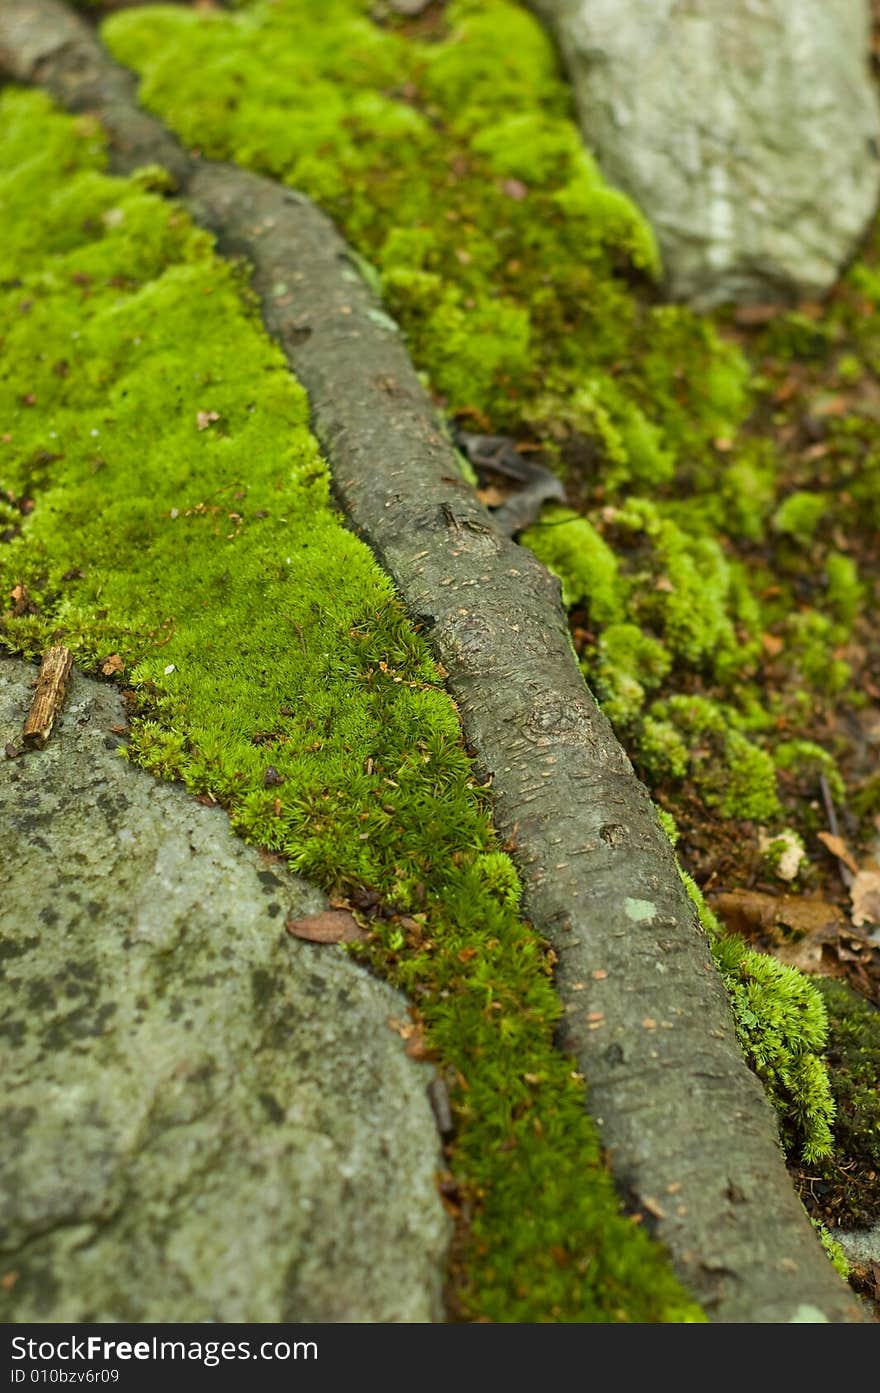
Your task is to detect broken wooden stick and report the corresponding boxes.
[22,645,73,748]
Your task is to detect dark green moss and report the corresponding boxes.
[802,979,880,1229]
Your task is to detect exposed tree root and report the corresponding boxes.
[0,0,865,1320]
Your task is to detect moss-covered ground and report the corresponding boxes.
[0,87,708,1321]
[94,0,880,851]
[4,0,879,1314]
[90,0,879,1232]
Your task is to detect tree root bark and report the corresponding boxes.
[0,0,864,1321]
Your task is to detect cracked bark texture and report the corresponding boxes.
[0,0,864,1322]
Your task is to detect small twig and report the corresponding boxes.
[819,772,854,889]
[22,646,73,748]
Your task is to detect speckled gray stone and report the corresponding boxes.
[836,1224,880,1268]
[0,656,450,1322]
[529,0,880,307]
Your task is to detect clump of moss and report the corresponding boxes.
[672,850,835,1165]
[773,490,828,544]
[760,828,808,883]
[519,505,623,621]
[0,87,703,1324]
[591,623,671,728]
[645,694,780,823]
[712,934,836,1163]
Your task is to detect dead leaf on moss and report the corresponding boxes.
[816,831,859,875]
[196,410,220,431]
[285,910,366,944]
[761,632,785,657]
[708,889,846,940]
[9,583,36,617]
[100,653,124,676]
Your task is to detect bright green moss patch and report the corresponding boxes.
[659,819,836,1165]
[646,695,780,823]
[0,88,704,1323]
[519,505,623,621]
[711,934,835,1164]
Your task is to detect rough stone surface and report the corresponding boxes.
[529,0,880,307]
[836,1224,880,1268]
[0,656,449,1322]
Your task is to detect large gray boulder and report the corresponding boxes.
[0,656,450,1322]
[529,0,880,307]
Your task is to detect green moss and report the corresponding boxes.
[775,741,845,806]
[807,979,880,1229]
[590,623,671,728]
[823,551,863,631]
[678,869,835,1164]
[772,491,828,544]
[519,505,623,621]
[0,87,702,1324]
[645,694,780,822]
[813,1221,850,1281]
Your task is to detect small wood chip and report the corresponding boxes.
[285,909,366,943]
[22,645,73,748]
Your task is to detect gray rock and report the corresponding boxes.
[0,656,449,1322]
[528,0,880,307]
[835,1224,880,1268]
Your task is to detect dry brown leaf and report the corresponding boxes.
[285,910,366,944]
[404,1026,428,1060]
[9,583,35,617]
[816,831,859,874]
[775,925,880,1004]
[708,889,846,940]
[761,632,785,657]
[100,653,124,676]
[732,303,783,327]
[850,867,880,929]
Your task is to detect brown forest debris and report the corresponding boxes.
[0,0,864,1321]
[285,909,366,944]
[21,645,73,748]
[708,888,848,941]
